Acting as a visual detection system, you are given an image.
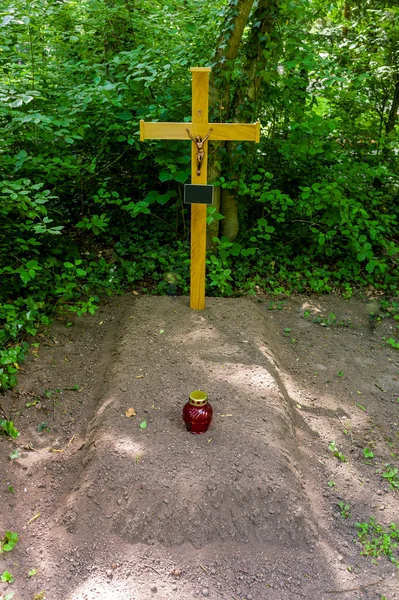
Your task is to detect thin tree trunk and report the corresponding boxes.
[206,0,256,248]
[342,1,351,36]
[221,0,280,241]
[209,0,256,121]
[386,74,399,134]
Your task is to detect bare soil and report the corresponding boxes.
[1,294,399,600]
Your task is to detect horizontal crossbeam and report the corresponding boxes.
[140,120,260,143]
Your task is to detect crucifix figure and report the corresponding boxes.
[140,67,259,310]
[186,127,213,176]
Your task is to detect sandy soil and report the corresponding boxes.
[1,294,398,600]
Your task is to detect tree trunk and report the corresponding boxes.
[386,74,399,134]
[206,160,221,249]
[220,188,239,239]
[342,1,351,36]
[220,0,280,241]
[206,0,255,248]
[209,0,256,121]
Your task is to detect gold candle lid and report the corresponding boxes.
[189,390,208,407]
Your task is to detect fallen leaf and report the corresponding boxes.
[132,291,139,295]
[220,414,233,417]
[135,375,144,379]
[159,329,165,334]
[125,408,136,418]
[139,420,147,429]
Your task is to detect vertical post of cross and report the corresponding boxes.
[189,67,211,311]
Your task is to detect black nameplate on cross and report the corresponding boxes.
[184,184,214,205]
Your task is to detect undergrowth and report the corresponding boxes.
[356,517,399,568]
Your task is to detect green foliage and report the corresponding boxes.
[0,532,18,554]
[337,501,351,519]
[28,569,38,578]
[0,0,399,390]
[0,571,14,584]
[356,517,399,568]
[381,465,399,490]
[363,448,375,459]
[329,440,348,462]
[0,420,19,439]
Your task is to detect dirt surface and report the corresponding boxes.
[1,294,399,600]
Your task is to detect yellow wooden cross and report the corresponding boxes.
[140,67,260,310]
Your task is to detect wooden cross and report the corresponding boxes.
[140,67,260,310]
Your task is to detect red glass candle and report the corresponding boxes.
[183,390,213,434]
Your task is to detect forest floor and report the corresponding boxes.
[1,293,399,600]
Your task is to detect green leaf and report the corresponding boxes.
[28,568,38,577]
[155,190,176,205]
[139,420,147,429]
[19,271,31,284]
[10,98,23,108]
[173,171,189,183]
[159,171,173,182]
[363,448,374,459]
[9,449,20,460]
[116,111,133,120]
[0,420,19,438]
[230,243,242,257]
[1,570,14,583]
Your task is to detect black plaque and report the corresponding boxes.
[184,184,214,205]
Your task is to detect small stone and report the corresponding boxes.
[172,585,177,591]
[202,589,209,597]
[150,584,157,593]
[106,569,113,578]
[377,489,383,496]
[337,555,344,562]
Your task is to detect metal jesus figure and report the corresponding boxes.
[186,127,213,176]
